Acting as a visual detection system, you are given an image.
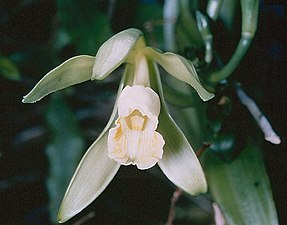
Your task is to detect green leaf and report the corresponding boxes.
[0,55,20,81]
[45,96,84,224]
[22,55,94,103]
[202,145,279,225]
[92,28,143,80]
[144,47,214,101]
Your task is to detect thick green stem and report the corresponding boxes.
[208,0,259,83]
[208,36,252,82]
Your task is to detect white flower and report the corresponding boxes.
[22,28,214,223]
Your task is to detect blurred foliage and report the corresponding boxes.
[0,0,286,225]
[45,95,84,224]
[55,0,112,54]
[0,55,20,81]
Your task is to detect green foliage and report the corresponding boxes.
[202,145,279,225]
[0,55,20,81]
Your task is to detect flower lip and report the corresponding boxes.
[107,85,164,170]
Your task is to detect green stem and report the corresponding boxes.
[208,36,252,83]
[208,0,259,83]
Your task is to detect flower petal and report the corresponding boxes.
[58,70,127,223]
[22,55,94,103]
[147,60,207,195]
[157,107,208,195]
[58,131,120,223]
[92,28,143,80]
[144,47,214,101]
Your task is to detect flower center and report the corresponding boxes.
[126,110,147,131]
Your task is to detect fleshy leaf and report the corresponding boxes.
[92,28,143,80]
[58,131,120,223]
[22,55,95,103]
[202,145,279,225]
[144,47,214,101]
[157,106,208,195]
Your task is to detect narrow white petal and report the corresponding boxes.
[144,47,214,101]
[23,55,95,103]
[58,132,120,223]
[147,60,207,195]
[58,69,127,223]
[158,107,207,195]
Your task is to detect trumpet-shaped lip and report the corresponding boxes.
[107,85,164,170]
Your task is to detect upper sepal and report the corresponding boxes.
[22,55,95,103]
[92,28,143,80]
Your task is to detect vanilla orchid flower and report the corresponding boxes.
[22,28,214,223]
